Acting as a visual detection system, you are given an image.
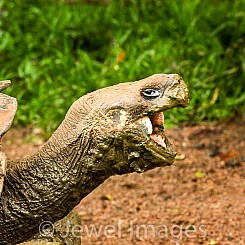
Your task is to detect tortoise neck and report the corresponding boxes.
[0,133,110,244]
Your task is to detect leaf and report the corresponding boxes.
[100,194,113,201]
[195,171,205,178]
[175,154,185,160]
[117,51,126,63]
[210,87,219,105]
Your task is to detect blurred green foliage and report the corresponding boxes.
[0,0,244,131]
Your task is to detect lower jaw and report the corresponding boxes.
[128,148,176,174]
[148,130,176,164]
[112,141,176,175]
[145,142,176,165]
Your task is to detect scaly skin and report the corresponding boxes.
[0,74,189,244]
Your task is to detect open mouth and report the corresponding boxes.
[136,112,176,162]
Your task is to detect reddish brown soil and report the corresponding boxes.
[2,119,245,245]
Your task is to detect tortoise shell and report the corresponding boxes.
[0,80,17,195]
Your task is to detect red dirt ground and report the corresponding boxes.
[2,119,245,245]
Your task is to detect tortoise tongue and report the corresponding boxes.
[150,134,167,148]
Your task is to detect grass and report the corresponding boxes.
[0,0,244,132]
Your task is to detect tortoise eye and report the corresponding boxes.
[141,88,163,100]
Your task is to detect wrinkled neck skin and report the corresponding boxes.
[0,98,123,244]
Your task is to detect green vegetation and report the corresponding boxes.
[0,0,244,131]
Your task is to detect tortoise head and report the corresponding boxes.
[67,74,189,175]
